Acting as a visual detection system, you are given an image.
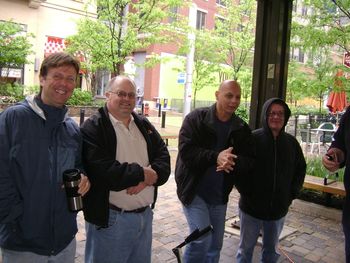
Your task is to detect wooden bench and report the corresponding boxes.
[161,134,178,146]
[303,175,346,196]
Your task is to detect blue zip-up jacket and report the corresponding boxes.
[0,95,82,255]
[238,98,306,220]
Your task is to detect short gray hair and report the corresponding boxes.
[106,75,137,92]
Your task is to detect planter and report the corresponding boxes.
[0,103,99,117]
[298,188,344,210]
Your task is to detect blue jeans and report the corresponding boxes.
[1,238,76,263]
[85,207,153,263]
[182,195,227,263]
[236,209,285,263]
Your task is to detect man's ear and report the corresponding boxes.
[39,76,45,86]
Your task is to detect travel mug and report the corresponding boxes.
[63,168,83,212]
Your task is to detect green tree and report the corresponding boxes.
[180,29,221,109]
[214,0,256,80]
[307,51,335,113]
[300,0,350,52]
[286,61,309,106]
[177,0,256,109]
[291,1,350,112]
[66,0,185,93]
[236,67,252,109]
[0,20,33,83]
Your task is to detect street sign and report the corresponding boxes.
[344,52,350,68]
[177,72,186,84]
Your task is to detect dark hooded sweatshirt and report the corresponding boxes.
[237,98,306,220]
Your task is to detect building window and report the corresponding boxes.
[237,24,244,32]
[301,5,308,16]
[196,10,206,30]
[216,0,226,7]
[215,16,225,30]
[293,0,297,12]
[168,6,178,23]
[298,50,304,63]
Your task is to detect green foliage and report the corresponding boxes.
[289,104,327,116]
[0,83,25,102]
[0,20,33,69]
[306,156,344,182]
[214,0,256,80]
[66,0,186,93]
[290,1,350,108]
[66,89,93,106]
[298,0,350,51]
[235,106,249,123]
[25,85,40,96]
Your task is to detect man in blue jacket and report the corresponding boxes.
[236,98,306,263]
[323,107,350,263]
[0,52,90,263]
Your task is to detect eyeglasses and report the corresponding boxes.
[109,90,136,99]
[268,111,284,118]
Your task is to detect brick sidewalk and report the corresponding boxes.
[75,174,345,263]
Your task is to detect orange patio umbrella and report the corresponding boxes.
[327,91,347,113]
[326,70,348,124]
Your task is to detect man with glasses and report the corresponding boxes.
[236,98,306,263]
[81,75,170,263]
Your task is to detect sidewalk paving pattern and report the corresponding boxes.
[74,175,345,263]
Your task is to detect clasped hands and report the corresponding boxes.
[127,166,158,195]
[216,147,237,173]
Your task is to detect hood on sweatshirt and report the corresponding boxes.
[260,97,291,133]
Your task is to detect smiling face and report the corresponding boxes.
[267,103,285,137]
[39,65,77,108]
[106,76,136,122]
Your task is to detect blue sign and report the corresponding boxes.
[177,72,186,84]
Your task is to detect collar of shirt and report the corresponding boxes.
[108,113,134,129]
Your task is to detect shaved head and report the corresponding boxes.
[218,80,241,92]
[215,80,241,121]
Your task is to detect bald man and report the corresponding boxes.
[81,75,171,263]
[175,80,255,263]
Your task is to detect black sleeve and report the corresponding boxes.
[81,117,144,191]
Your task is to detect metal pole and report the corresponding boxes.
[79,109,85,126]
[158,103,161,117]
[183,3,197,119]
[161,111,166,128]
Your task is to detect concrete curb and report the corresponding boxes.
[291,199,342,222]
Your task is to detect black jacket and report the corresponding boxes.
[238,98,306,220]
[175,104,255,205]
[80,106,170,227]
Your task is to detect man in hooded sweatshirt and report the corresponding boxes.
[236,98,306,263]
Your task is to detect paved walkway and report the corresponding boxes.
[75,174,345,263]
